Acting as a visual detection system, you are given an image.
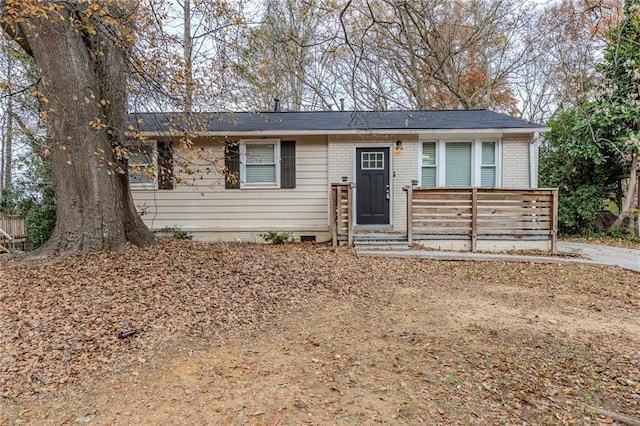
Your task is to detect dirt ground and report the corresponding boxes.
[1,241,639,425]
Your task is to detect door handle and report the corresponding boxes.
[385,185,390,200]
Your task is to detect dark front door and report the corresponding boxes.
[356,147,390,225]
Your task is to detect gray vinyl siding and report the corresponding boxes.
[131,136,328,232]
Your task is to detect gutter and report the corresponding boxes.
[530,132,539,188]
[133,127,552,138]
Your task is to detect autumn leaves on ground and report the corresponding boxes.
[1,241,639,425]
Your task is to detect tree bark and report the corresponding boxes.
[3,2,156,255]
[1,38,12,189]
[611,150,639,230]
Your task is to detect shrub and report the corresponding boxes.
[157,226,192,240]
[26,206,56,250]
[260,231,293,244]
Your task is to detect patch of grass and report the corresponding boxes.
[519,355,533,367]
[442,373,461,386]
[585,408,598,418]
[499,347,516,356]
[436,397,460,410]
[563,361,585,375]
[559,342,573,354]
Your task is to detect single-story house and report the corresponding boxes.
[128,110,555,251]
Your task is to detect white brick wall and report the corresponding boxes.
[502,134,533,188]
[328,134,419,232]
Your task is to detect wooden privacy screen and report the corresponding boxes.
[331,183,353,246]
[406,188,558,252]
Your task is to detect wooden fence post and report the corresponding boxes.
[551,189,559,253]
[347,184,354,246]
[331,185,338,246]
[471,188,478,252]
[406,186,413,245]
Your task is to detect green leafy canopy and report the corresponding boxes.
[580,0,640,156]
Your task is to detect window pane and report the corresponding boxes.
[361,152,384,170]
[129,172,155,184]
[422,142,436,166]
[422,167,436,187]
[362,153,370,169]
[129,169,154,184]
[482,141,495,165]
[246,144,275,164]
[445,142,471,187]
[246,164,276,183]
[481,166,496,187]
[421,142,437,187]
[128,145,154,184]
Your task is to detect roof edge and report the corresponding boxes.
[133,128,549,138]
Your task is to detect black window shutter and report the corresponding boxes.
[281,140,296,189]
[157,141,174,190]
[225,141,240,189]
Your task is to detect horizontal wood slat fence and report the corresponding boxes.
[0,215,27,253]
[406,187,558,252]
[330,185,558,251]
[331,183,353,246]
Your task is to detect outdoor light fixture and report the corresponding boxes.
[395,140,403,152]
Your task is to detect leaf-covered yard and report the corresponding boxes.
[1,241,639,425]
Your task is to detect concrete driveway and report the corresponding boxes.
[557,242,640,273]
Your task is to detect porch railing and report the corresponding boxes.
[0,215,27,253]
[405,187,558,252]
[331,183,354,246]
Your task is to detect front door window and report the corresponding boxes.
[361,152,384,170]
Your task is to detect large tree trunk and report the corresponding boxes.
[611,150,639,231]
[2,39,12,190]
[4,3,156,255]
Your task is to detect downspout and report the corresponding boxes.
[530,133,538,188]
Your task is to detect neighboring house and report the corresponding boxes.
[128,110,553,250]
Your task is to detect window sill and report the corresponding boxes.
[240,184,281,190]
[130,183,157,190]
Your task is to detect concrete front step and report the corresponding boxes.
[353,233,407,240]
[354,240,410,251]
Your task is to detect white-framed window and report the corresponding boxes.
[240,139,281,188]
[420,139,500,188]
[480,141,496,187]
[445,141,472,187]
[128,142,157,187]
[421,142,437,188]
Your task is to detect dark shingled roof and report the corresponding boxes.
[128,110,546,134]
